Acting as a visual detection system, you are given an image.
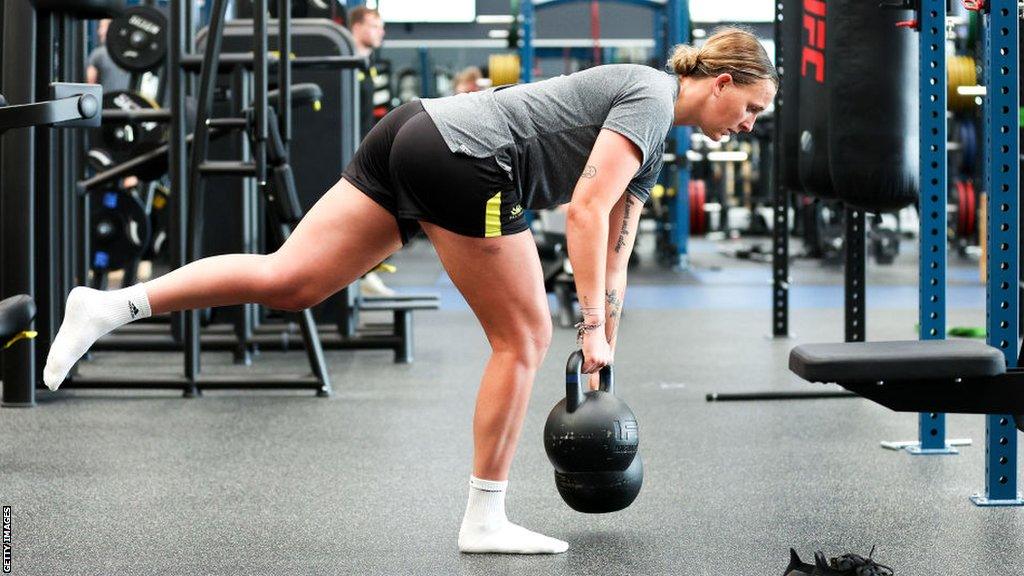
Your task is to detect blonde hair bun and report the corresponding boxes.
[669,45,701,76]
[667,27,779,88]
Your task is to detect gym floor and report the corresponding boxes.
[3,232,1020,575]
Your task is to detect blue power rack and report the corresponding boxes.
[913,0,954,454]
[973,0,1021,506]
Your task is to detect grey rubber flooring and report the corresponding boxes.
[1,236,1019,576]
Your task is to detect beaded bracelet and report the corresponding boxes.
[575,319,605,345]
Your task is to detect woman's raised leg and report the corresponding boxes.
[420,222,566,555]
[43,178,402,389]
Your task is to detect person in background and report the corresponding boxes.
[86,19,131,94]
[87,19,139,192]
[346,6,395,296]
[348,6,387,138]
[453,66,483,95]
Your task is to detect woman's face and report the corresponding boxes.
[700,76,775,141]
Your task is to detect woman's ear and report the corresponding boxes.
[712,73,733,96]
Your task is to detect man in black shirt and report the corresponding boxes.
[348,6,387,139]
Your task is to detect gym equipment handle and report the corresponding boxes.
[179,54,369,73]
[0,95,98,134]
[102,108,172,122]
[564,350,613,413]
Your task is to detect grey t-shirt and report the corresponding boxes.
[88,46,131,94]
[421,64,678,209]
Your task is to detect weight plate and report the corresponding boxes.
[90,191,152,272]
[107,6,168,73]
[688,181,697,234]
[954,179,966,237]
[965,180,976,237]
[959,120,977,176]
[99,90,165,160]
[488,54,521,87]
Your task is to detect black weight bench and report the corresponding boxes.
[0,295,36,344]
[1,295,38,407]
[357,294,440,364]
[789,339,1024,431]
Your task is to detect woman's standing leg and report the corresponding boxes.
[421,222,567,555]
[43,178,403,389]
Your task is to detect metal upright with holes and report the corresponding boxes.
[843,207,866,342]
[771,0,790,338]
[971,0,1022,506]
[911,0,955,454]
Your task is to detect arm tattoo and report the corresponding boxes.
[614,196,635,253]
[582,165,597,178]
[605,289,622,343]
[606,289,623,320]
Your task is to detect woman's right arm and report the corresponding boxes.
[566,128,642,373]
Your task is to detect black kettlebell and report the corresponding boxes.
[555,452,644,514]
[543,350,639,473]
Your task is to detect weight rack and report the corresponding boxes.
[65,0,371,396]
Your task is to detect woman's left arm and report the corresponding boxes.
[586,191,643,390]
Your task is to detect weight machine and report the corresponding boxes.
[0,0,431,406]
[1,0,112,407]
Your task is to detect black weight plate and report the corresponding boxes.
[99,90,165,158]
[107,5,168,73]
[90,191,152,271]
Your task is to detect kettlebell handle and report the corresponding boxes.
[565,350,613,412]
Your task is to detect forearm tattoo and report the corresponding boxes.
[614,196,635,253]
[606,289,623,320]
[582,165,597,178]
[604,289,622,344]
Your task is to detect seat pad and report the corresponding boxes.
[790,339,1006,383]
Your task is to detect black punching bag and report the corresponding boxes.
[827,0,918,211]
[797,0,835,198]
[779,0,803,191]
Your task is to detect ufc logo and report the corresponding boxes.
[802,0,826,83]
[614,420,638,442]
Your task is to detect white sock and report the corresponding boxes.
[43,285,152,390]
[457,476,568,555]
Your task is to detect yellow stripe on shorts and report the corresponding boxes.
[485,191,502,237]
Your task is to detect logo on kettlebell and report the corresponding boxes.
[614,420,638,443]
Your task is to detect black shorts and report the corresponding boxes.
[342,101,528,244]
